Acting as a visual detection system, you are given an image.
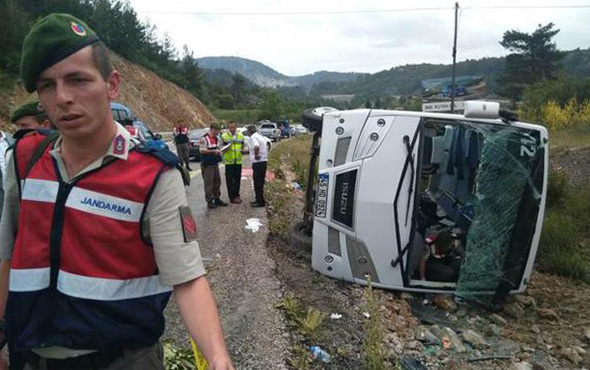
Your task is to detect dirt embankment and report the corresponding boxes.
[0,50,214,132]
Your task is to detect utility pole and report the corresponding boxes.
[450,2,459,113]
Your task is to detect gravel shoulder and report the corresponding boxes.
[163,161,290,369]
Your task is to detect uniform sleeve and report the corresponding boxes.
[146,168,206,286]
[0,150,20,259]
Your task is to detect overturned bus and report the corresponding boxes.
[295,102,548,305]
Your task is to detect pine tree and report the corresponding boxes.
[498,23,565,105]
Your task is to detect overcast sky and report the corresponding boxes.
[127,0,590,76]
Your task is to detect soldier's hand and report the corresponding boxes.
[208,356,235,370]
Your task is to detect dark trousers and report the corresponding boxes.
[225,164,242,200]
[252,161,267,204]
[201,163,221,203]
[175,143,190,168]
[22,343,164,370]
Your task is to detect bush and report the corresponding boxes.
[538,212,589,282]
[546,169,568,208]
[541,98,590,130]
[538,181,590,283]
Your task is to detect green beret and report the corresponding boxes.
[20,13,99,93]
[10,101,44,123]
[210,123,222,130]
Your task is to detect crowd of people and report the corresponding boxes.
[172,120,269,209]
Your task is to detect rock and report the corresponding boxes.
[490,313,508,326]
[514,295,537,308]
[559,347,582,364]
[455,308,467,318]
[510,361,533,370]
[496,339,522,356]
[432,294,458,312]
[584,327,590,342]
[537,308,559,322]
[488,324,503,337]
[522,345,535,353]
[399,355,428,370]
[400,292,414,300]
[462,329,488,348]
[405,340,422,351]
[504,302,525,319]
[573,345,586,355]
[414,326,439,344]
[385,332,403,355]
[531,324,541,334]
[428,324,444,340]
[442,327,466,353]
[531,352,559,370]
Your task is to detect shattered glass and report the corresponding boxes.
[455,123,545,305]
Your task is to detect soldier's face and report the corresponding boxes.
[15,116,44,130]
[36,46,119,140]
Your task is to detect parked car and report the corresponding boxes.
[290,124,309,136]
[188,128,208,161]
[110,102,166,149]
[239,127,272,153]
[258,121,281,142]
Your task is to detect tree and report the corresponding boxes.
[231,73,247,105]
[180,45,205,99]
[258,91,283,121]
[498,23,565,105]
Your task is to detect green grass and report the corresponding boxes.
[538,172,590,283]
[549,126,590,152]
[267,135,313,188]
[361,280,388,370]
[265,135,314,240]
[265,179,296,240]
[276,294,328,369]
[162,340,197,370]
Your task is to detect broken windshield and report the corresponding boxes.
[408,118,545,304]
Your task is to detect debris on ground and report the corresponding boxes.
[245,218,263,232]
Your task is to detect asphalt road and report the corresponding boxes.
[163,158,289,369]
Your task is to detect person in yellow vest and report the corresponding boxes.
[220,122,245,204]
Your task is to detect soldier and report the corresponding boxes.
[199,123,228,209]
[220,121,245,203]
[0,13,234,370]
[9,101,51,130]
[173,119,191,171]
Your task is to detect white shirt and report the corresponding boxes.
[248,132,268,163]
[0,132,12,180]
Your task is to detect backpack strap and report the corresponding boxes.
[135,141,190,186]
[24,131,60,179]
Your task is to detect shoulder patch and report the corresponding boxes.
[179,206,198,242]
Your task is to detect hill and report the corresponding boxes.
[196,56,361,90]
[0,51,214,132]
[197,56,294,88]
[198,49,590,99]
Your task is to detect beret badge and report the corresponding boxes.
[70,22,87,36]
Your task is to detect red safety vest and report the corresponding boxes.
[200,133,221,166]
[6,133,172,352]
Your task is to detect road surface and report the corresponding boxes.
[163,159,289,369]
